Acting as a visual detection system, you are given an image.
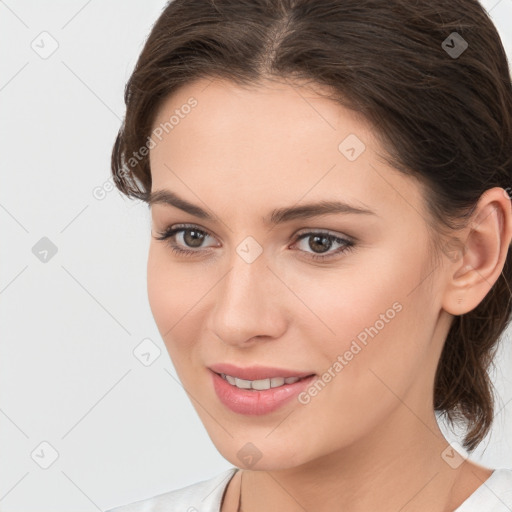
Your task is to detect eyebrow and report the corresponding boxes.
[147,189,376,225]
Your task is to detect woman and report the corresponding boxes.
[106,0,512,510]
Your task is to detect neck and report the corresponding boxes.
[237,408,481,512]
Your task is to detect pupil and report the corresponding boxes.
[310,235,331,253]
[184,230,204,247]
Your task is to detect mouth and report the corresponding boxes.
[213,371,315,391]
[208,364,318,415]
[208,362,315,381]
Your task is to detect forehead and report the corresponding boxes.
[150,76,376,153]
[148,77,425,222]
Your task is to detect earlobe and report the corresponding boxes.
[442,187,512,316]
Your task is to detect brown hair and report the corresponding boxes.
[111,0,512,451]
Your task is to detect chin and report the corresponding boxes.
[209,434,311,471]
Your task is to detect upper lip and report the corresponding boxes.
[209,363,315,381]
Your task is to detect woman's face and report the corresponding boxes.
[147,77,454,470]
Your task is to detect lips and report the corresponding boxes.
[210,370,318,415]
[208,363,315,381]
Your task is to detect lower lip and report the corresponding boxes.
[211,371,317,415]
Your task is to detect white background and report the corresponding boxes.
[1,1,511,511]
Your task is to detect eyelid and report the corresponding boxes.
[293,227,355,242]
[154,222,356,262]
[154,223,219,247]
[155,223,355,243]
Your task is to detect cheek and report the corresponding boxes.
[146,243,212,372]
[147,244,191,347]
[352,276,434,394]
[147,243,169,328]
[294,247,433,387]
[285,252,405,350]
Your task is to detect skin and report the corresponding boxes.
[146,76,512,512]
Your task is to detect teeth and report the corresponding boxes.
[251,378,271,390]
[234,378,252,389]
[271,377,285,387]
[220,373,307,390]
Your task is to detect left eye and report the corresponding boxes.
[293,231,355,260]
[154,225,356,261]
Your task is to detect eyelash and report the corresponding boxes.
[154,224,356,262]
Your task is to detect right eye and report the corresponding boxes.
[154,224,218,257]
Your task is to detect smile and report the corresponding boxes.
[210,370,318,415]
[218,373,312,391]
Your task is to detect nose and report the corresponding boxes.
[206,248,288,347]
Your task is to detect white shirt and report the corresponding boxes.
[105,467,512,512]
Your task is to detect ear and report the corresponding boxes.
[441,187,512,316]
